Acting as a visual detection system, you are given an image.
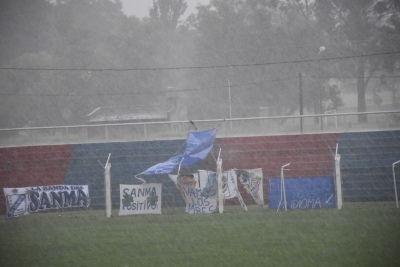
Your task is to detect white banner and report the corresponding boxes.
[169,171,218,214]
[170,169,264,213]
[119,183,162,216]
[222,170,238,199]
[3,185,90,218]
[236,168,264,206]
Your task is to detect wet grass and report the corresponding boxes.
[0,203,399,267]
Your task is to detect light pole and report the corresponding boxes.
[228,80,232,129]
[299,72,303,133]
[318,46,325,131]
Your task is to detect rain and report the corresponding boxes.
[0,1,400,266]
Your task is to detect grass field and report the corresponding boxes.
[1,203,399,267]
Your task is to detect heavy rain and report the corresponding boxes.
[0,1,400,266]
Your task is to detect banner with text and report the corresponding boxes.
[169,168,264,213]
[268,176,335,209]
[119,183,162,216]
[169,171,218,214]
[3,185,90,218]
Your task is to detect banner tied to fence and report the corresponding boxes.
[169,168,264,214]
[140,128,217,175]
[119,183,162,216]
[169,171,218,214]
[233,168,264,207]
[268,176,335,209]
[3,185,90,218]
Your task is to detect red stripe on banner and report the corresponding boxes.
[0,144,73,214]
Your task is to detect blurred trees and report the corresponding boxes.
[0,0,53,63]
[0,0,398,127]
[314,0,400,123]
[148,0,187,31]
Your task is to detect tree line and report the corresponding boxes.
[0,0,399,128]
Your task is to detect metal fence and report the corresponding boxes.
[1,110,399,147]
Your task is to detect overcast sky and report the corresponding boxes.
[120,0,210,19]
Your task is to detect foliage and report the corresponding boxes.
[148,0,188,31]
[0,0,399,127]
[314,0,400,122]
[326,84,344,111]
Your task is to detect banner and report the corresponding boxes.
[236,168,264,206]
[3,185,90,218]
[169,168,264,213]
[222,170,238,199]
[169,171,218,214]
[140,129,217,175]
[119,183,162,215]
[268,176,335,209]
[222,169,247,210]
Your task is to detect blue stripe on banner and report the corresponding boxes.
[268,176,335,209]
[7,194,26,218]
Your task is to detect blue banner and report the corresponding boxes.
[140,129,217,175]
[181,129,217,166]
[268,176,335,209]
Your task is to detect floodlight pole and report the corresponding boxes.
[392,160,400,208]
[228,80,232,129]
[299,72,303,133]
[318,46,325,131]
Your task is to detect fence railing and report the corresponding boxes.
[1,110,399,147]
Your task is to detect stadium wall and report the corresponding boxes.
[1,130,400,214]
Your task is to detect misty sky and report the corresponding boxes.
[120,0,210,18]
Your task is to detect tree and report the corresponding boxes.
[148,0,187,31]
[188,0,338,121]
[0,0,55,127]
[272,0,327,123]
[143,0,194,108]
[0,0,54,63]
[0,0,132,127]
[186,0,286,119]
[314,0,400,123]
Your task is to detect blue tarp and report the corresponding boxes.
[140,128,217,175]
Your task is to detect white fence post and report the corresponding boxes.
[277,163,290,212]
[217,158,224,213]
[335,154,343,209]
[392,160,400,208]
[105,163,112,217]
[101,153,112,218]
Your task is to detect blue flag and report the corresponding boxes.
[140,129,217,175]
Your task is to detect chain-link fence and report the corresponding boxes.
[1,110,399,147]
